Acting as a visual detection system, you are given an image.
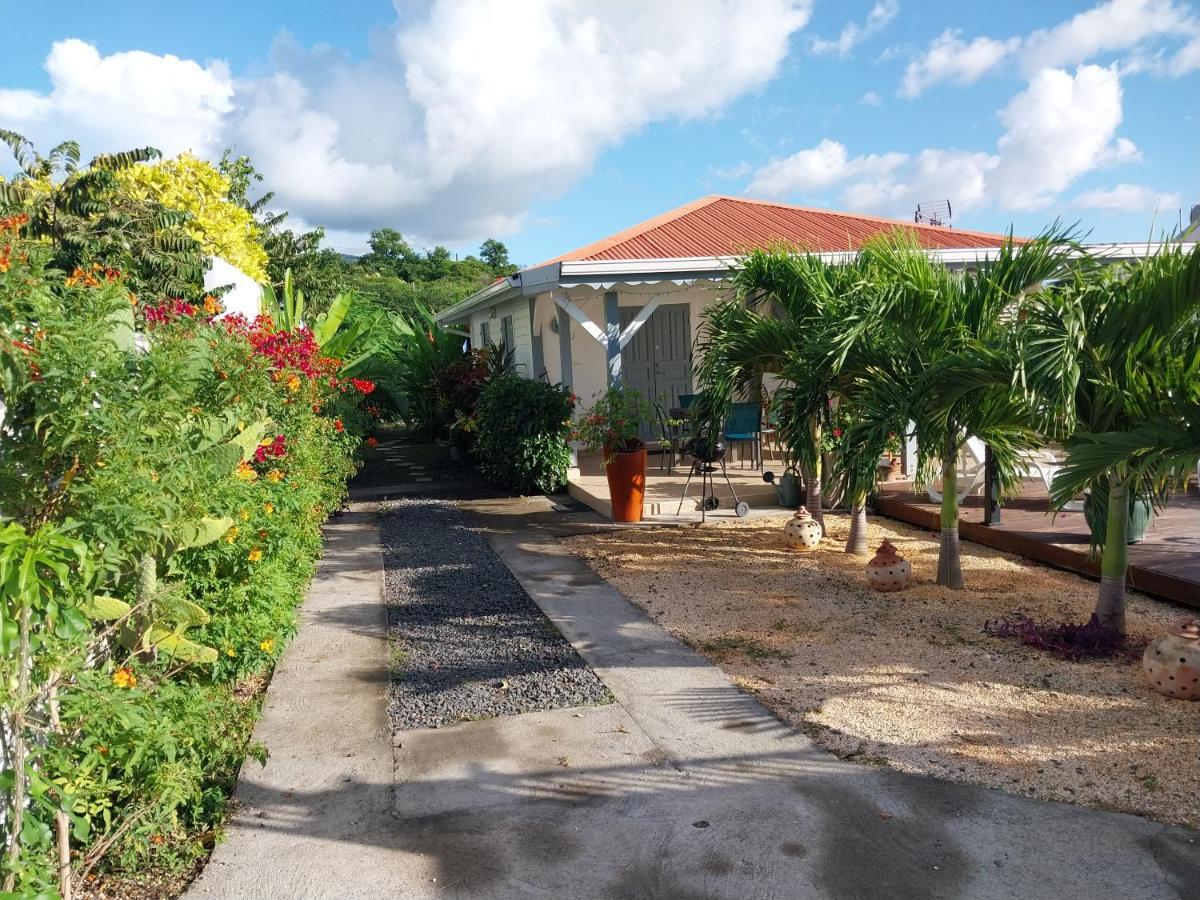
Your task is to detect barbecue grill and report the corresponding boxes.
[675,435,750,522]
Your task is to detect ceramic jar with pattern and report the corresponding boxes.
[865,539,911,592]
[1144,618,1200,700]
[784,507,822,550]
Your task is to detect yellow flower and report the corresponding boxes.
[285,373,302,393]
[239,509,250,521]
[235,461,258,482]
[247,547,263,563]
[260,638,275,653]
[111,667,137,689]
[263,502,274,516]
[226,647,237,657]
[265,469,284,483]
[259,437,274,447]
[224,526,239,544]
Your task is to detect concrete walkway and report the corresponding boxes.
[190,491,1200,900]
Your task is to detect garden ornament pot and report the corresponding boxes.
[865,539,912,592]
[762,469,801,507]
[784,507,822,550]
[1143,618,1200,700]
[604,444,646,523]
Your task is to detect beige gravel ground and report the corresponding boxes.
[563,513,1200,828]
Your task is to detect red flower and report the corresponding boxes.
[351,378,376,395]
[832,427,843,438]
[333,419,344,433]
[365,436,379,447]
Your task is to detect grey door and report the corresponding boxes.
[619,303,692,438]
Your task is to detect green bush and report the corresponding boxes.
[474,376,575,494]
[0,220,367,895]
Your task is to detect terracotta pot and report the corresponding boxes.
[604,445,646,523]
[1143,618,1200,700]
[887,456,902,480]
[784,507,822,550]
[865,539,912,592]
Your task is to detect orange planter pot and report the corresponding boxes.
[604,446,646,523]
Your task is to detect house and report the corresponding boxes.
[436,195,1019,410]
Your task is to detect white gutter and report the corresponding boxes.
[436,276,519,326]
[437,240,1198,325]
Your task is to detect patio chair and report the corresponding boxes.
[650,402,684,474]
[759,386,780,464]
[724,402,763,469]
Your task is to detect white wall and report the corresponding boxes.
[499,279,730,410]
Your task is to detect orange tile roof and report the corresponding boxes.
[541,195,1017,266]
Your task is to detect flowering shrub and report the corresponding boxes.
[571,386,652,459]
[0,231,363,895]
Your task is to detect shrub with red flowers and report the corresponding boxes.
[0,236,366,895]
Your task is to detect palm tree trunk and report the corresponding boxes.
[1095,474,1129,635]
[936,437,963,589]
[806,418,824,534]
[845,491,869,555]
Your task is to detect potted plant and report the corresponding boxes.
[573,386,653,522]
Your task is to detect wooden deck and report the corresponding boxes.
[875,480,1200,609]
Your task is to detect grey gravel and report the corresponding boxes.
[381,496,612,730]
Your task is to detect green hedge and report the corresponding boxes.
[0,229,367,895]
[474,376,575,495]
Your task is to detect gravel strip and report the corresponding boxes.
[382,496,611,729]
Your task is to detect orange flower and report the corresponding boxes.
[247,547,263,563]
[285,373,302,393]
[263,502,274,515]
[266,468,284,483]
[202,294,223,316]
[111,667,137,689]
[234,461,258,482]
[365,436,379,447]
[225,526,239,544]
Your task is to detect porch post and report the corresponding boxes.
[604,290,622,387]
[556,304,573,391]
[529,297,545,380]
[554,298,579,473]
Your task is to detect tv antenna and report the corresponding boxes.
[915,199,952,228]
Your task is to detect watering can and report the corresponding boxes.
[762,468,801,507]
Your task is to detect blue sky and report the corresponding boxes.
[2,1,1197,267]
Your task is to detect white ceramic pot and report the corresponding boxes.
[1144,619,1200,700]
[784,507,822,550]
[865,539,911,592]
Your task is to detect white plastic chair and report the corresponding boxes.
[926,437,987,504]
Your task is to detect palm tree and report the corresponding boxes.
[696,247,864,542]
[695,248,887,553]
[1023,243,1200,633]
[836,227,1078,588]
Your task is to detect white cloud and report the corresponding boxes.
[899,30,1019,97]
[747,138,907,195]
[811,0,899,57]
[0,39,234,157]
[748,65,1135,218]
[1072,183,1182,211]
[1171,33,1200,73]
[0,1,814,244]
[860,90,882,106]
[991,65,1129,210]
[1020,0,1197,74]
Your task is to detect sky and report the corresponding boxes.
[1,0,1197,267]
